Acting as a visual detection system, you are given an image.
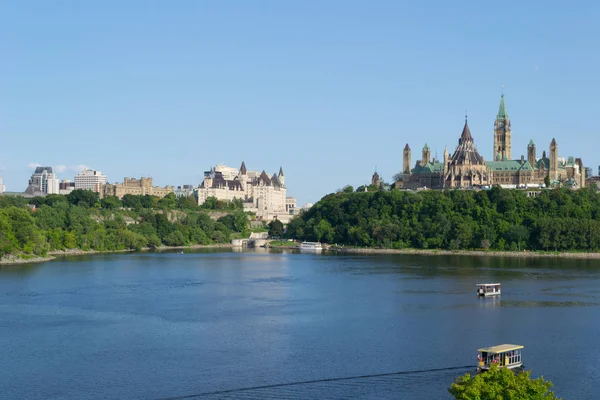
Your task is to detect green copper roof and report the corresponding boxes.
[487,160,533,172]
[528,139,535,146]
[536,157,567,171]
[497,94,508,119]
[423,143,429,150]
[411,162,444,174]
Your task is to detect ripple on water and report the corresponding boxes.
[500,300,600,308]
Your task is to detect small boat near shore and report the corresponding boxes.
[299,241,323,252]
[476,283,501,297]
[477,344,524,372]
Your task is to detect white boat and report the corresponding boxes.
[299,241,323,252]
[476,283,501,297]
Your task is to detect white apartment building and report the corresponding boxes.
[74,169,107,192]
[0,176,5,194]
[25,167,60,196]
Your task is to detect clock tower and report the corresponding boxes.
[493,94,511,160]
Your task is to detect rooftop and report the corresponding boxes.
[478,344,524,354]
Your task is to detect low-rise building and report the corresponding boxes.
[75,169,107,192]
[59,180,76,195]
[174,185,196,198]
[100,177,174,199]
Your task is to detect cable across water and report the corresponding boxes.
[156,364,473,400]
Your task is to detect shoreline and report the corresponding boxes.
[3,243,600,266]
[328,247,600,259]
[0,244,234,266]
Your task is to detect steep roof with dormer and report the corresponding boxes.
[257,170,271,185]
[239,161,247,175]
[271,173,281,187]
[278,166,284,177]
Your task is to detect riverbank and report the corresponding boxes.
[329,246,600,259]
[0,243,234,266]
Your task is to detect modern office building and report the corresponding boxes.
[74,169,107,192]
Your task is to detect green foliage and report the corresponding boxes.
[268,219,284,237]
[177,195,199,210]
[0,192,247,258]
[157,193,177,210]
[544,175,551,188]
[201,197,244,211]
[286,187,600,250]
[449,364,560,400]
[101,196,122,210]
[67,189,100,208]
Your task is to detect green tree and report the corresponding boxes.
[178,195,198,210]
[122,194,142,209]
[157,193,177,209]
[544,175,551,188]
[101,196,122,210]
[67,189,100,208]
[449,364,560,400]
[268,219,284,237]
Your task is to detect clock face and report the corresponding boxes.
[498,122,504,129]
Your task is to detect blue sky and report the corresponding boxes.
[1,1,599,204]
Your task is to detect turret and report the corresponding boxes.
[403,144,411,174]
[527,140,536,168]
[278,166,285,186]
[238,161,248,191]
[550,138,558,180]
[422,143,431,166]
[443,146,450,174]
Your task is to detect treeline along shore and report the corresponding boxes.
[4,186,600,265]
[286,186,600,254]
[0,191,246,264]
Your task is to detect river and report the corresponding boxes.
[1,249,599,399]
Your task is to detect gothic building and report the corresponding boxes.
[197,162,297,222]
[397,94,585,190]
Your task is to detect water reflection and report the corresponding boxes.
[477,296,501,308]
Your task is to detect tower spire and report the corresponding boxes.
[497,92,508,119]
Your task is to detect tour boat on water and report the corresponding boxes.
[299,241,323,252]
[476,283,501,297]
[477,344,524,372]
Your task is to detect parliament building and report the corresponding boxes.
[396,95,585,190]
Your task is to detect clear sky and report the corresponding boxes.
[1,1,599,204]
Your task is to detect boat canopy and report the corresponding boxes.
[476,283,501,287]
[478,344,524,354]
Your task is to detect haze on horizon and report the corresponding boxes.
[1,1,599,204]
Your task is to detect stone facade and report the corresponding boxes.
[100,177,174,199]
[399,95,586,190]
[197,162,296,222]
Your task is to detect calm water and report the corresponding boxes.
[2,249,600,399]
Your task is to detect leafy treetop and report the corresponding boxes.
[449,364,561,400]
